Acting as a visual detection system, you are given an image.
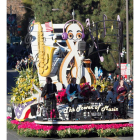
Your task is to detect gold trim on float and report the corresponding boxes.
[20,97,37,104]
[15,117,25,122]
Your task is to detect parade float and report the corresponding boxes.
[8,15,133,137]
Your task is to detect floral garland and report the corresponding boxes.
[7,117,133,138]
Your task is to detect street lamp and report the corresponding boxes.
[20,6,60,12]
[19,6,62,19]
[52,8,60,11]
[19,6,34,12]
[19,6,35,20]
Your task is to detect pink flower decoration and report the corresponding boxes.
[7,116,11,119]
[11,120,21,125]
[56,89,68,104]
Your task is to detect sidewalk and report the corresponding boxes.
[7,64,19,117]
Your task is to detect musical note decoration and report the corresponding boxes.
[103,14,107,37]
[86,18,104,62]
[86,18,90,27]
[117,15,120,21]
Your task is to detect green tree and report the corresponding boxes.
[29,0,133,72]
[22,0,34,5]
[20,0,34,39]
[31,0,94,24]
[31,0,54,23]
[88,0,133,72]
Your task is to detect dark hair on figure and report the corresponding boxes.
[46,77,52,83]
[97,85,101,89]
[71,77,76,83]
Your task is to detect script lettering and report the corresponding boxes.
[69,107,72,112]
[105,106,109,111]
[101,107,105,112]
[87,106,91,109]
[84,106,88,110]
[90,106,93,109]
[76,107,80,112]
[60,104,119,113]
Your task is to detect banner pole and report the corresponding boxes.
[51,20,54,33]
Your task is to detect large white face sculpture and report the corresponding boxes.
[66,24,83,56]
[59,23,88,86]
[59,23,96,87]
[60,22,95,87]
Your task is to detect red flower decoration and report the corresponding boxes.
[56,89,68,104]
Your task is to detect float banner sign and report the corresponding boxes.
[120,63,127,79]
[7,14,17,26]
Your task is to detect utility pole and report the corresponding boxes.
[126,0,129,80]
[10,5,12,15]
[9,5,13,46]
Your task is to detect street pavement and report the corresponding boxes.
[7,64,19,117]
[6,65,133,140]
[7,65,19,94]
[7,129,133,140]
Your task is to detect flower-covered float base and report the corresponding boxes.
[7,117,133,138]
[13,97,37,121]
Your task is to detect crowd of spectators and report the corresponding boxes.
[97,75,133,90]
[7,44,36,71]
[97,74,133,108]
[14,55,36,71]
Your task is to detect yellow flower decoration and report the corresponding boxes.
[92,80,112,91]
[10,67,40,105]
